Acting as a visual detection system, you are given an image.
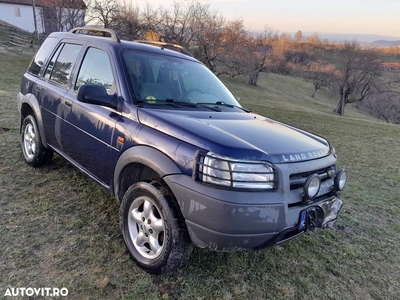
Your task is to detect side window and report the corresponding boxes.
[75,48,114,95]
[53,44,82,86]
[44,44,62,80]
[44,43,82,86]
[28,37,58,75]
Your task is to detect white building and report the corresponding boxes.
[0,0,86,35]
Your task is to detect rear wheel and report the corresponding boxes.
[120,179,192,274]
[21,115,53,167]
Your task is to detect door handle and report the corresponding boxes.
[65,100,72,107]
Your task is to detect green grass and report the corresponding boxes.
[0,44,399,300]
[378,53,400,64]
[222,73,378,121]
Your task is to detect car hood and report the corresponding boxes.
[137,109,330,164]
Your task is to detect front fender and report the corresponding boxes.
[17,92,48,147]
[113,145,182,199]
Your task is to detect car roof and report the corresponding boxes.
[47,27,196,62]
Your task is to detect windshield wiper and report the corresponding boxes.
[198,101,251,113]
[165,99,197,107]
[165,99,223,111]
[136,99,218,111]
[136,99,195,107]
[136,99,249,112]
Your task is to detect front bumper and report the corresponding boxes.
[164,169,343,251]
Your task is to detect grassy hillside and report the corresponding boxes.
[0,41,399,300]
[378,54,400,63]
[222,73,378,121]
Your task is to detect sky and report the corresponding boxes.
[132,0,400,38]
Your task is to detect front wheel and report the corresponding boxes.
[120,179,192,274]
[21,115,53,167]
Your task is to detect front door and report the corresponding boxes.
[62,47,119,185]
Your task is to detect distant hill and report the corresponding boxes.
[301,32,400,44]
[371,40,400,47]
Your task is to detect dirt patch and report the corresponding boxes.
[0,127,10,134]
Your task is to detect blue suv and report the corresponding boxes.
[17,27,346,274]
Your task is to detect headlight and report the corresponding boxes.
[198,152,275,189]
[334,169,347,191]
[330,146,337,158]
[303,174,321,200]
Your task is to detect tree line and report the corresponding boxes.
[47,0,400,124]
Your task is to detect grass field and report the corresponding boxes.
[0,37,399,300]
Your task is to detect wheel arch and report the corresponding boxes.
[19,93,48,147]
[114,146,182,202]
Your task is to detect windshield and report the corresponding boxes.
[122,50,240,108]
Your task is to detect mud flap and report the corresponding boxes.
[298,197,343,232]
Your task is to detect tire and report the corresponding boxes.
[21,115,53,167]
[120,179,192,274]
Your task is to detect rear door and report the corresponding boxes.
[61,46,119,185]
[36,42,83,150]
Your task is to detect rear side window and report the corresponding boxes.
[44,43,82,86]
[44,44,62,80]
[75,47,114,95]
[28,37,58,75]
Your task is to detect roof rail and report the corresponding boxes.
[134,40,193,57]
[69,27,121,43]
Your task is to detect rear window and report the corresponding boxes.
[28,37,58,75]
[43,43,82,86]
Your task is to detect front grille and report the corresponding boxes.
[289,165,336,190]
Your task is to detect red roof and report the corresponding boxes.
[0,0,86,9]
[381,62,400,68]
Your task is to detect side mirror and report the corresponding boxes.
[77,84,118,109]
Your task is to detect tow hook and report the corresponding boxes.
[298,206,324,232]
[298,198,343,232]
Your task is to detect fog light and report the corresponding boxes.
[304,174,321,200]
[334,169,347,191]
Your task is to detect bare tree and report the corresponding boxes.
[40,0,88,33]
[334,42,381,115]
[155,1,196,48]
[140,3,163,35]
[215,22,280,86]
[111,1,143,40]
[187,1,226,71]
[214,18,250,78]
[307,33,322,47]
[304,61,339,98]
[88,0,121,28]
[362,93,400,123]
[246,27,278,85]
[295,30,303,42]
[285,50,310,77]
